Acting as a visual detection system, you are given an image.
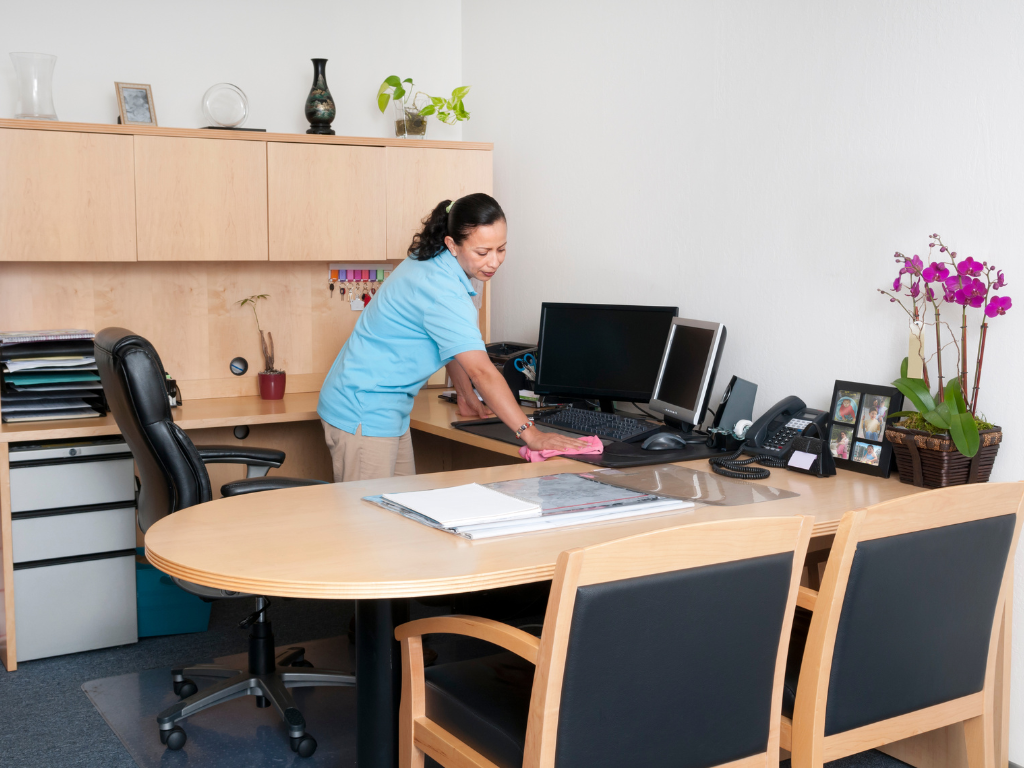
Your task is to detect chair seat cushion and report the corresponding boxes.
[782,607,812,718]
[423,651,534,768]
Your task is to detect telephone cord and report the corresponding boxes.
[708,445,786,480]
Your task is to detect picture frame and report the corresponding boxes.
[826,380,904,478]
[114,82,158,127]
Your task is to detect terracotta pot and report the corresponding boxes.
[885,424,1002,488]
[258,371,286,400]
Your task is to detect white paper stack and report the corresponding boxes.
[367,473,694,539]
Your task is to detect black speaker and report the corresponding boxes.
[711,376,757,433]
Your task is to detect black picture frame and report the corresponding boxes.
[826,380,904,478]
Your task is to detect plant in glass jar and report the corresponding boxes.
[376,76,471,138]
[237,294,286,400]
[878,234,1011,485]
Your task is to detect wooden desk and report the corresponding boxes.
[143,460,926,768]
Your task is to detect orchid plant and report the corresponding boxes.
[237,294,280,374]
[878,234,1011,456]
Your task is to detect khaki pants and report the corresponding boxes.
[321,421,416,482]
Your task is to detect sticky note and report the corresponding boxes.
[787,451,816,470]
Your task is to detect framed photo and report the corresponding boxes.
[826,380,904,478]
[115,82,157,126]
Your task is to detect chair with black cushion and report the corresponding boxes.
[395,514,814,768]
[95,327,353,759]
[780,483,1024,768]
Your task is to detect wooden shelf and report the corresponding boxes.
[0,118,493,151]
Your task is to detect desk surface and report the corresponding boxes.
[145,458,923,601]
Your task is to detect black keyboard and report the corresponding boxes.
[533,408,663,443]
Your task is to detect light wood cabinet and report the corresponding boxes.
[0,128,136,262]
[385,147,494,260]
[134,135,268,261]
[267,143,386,262]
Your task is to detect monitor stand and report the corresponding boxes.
[663,415,695,434]
[598,398,616,413]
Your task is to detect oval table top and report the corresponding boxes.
[145,460,922,600]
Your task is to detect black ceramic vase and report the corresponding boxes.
[305,58,336,135]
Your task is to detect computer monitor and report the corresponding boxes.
[534,303,679,411]
[648,318,727,432]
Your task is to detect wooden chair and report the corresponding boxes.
[395,515,814,768]
[780,483,1024,768]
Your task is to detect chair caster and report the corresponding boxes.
[291,659,314,668]
[161,726,187,750]
[290,733,317,757]
[173,678,198,699]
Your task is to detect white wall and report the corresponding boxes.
[464,0,1024,757]
[0,0,464,140]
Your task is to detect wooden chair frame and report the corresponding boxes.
[779,483,1024,768]
[396,515,814,768]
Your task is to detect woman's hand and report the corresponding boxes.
[522,426,591,453]
[458,397,494,419]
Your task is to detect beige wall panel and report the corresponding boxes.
[0,129,136,262]
[385,147,493,261]
[134,135,268,261]
[268,143,386,262]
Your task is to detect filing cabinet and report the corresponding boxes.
[9,438,138,661]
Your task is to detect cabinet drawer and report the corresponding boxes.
[12,505,136,564]
[9,455,135,513]
[14,551,137,662]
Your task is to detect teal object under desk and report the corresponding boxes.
[135,548,212,637]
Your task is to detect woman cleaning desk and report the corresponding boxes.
[317,193,586,481]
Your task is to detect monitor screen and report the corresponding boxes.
[534,303,678,401]
[650,318,726,428]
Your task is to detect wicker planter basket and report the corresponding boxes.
[885,424,1002,488]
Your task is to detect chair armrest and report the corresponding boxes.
[197,445,286,467]
[395,615,540,664]
[797,586,818,612]
[221,477,330,497]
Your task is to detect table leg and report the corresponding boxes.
[355,598,410,768]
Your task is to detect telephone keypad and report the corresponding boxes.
[763,418,813,452]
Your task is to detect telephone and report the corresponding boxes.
[743,396,829,459]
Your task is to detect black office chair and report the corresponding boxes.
[95,327,353,758]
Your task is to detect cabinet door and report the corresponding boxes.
[268,143,386,261]
[0,128,136,261]
[385,147,493,261]
[135,135,268,261]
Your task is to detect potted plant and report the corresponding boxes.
[878,234,1011,487]
[376,76,471,138]
[238,294,285,400]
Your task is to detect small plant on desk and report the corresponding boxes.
[237,294,286,400]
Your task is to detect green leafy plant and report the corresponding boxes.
[237,294,280,373]
[890,356,982,457]
[376,76,472,125]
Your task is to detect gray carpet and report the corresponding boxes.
[0,595,915,768]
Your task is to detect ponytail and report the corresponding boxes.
[408,192,506,260]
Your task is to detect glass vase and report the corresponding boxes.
[10,53,58,121]
[393,92,428,138]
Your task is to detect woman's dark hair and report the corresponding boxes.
[408,192,506,260]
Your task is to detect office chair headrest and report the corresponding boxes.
[95,327,174,427]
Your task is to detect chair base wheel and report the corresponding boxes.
[173,678,198,699]
[291,734,317,757]
[161,726,187,750]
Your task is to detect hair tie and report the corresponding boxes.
[445,201,454,213]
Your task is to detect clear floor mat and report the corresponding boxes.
[82,636,355,768]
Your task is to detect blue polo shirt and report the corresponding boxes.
[317,249,487,437]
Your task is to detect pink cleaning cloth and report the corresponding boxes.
[518,434,604,462]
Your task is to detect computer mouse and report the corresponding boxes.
[641,432,689,451]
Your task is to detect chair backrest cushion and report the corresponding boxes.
[554,552,794,768]
[94,328,212,532]
[824,513,1015,736]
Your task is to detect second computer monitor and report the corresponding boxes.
[534,303,678,410]
[649,318,726,431]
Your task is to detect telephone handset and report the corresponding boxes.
[743,396,829,459]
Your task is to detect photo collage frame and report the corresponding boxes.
[826,380,904,478]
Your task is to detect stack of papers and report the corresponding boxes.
[366,473,693,539]
[0,331,107,423]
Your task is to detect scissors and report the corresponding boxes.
[514,353,536,380]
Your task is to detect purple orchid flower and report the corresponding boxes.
[909,280,921,299]
[994,270,1007,289]
[956,256,984,277]
[892,275,902,291]
[922,262,950,282]
[985,295,1012,317]
[925,284,935,301]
